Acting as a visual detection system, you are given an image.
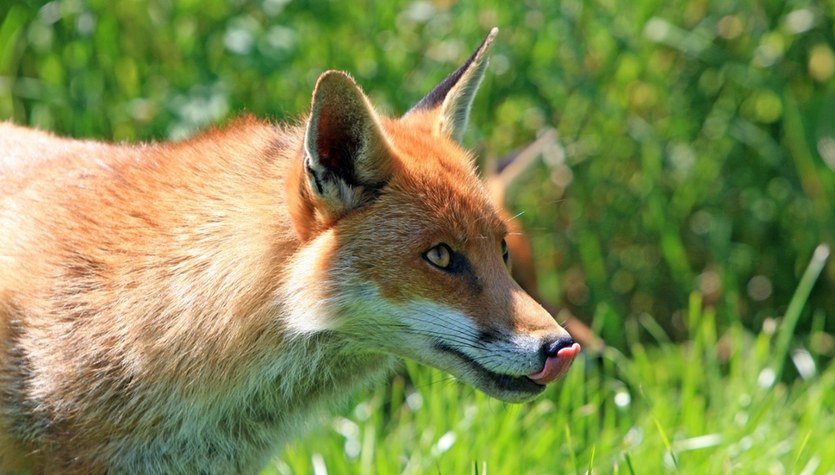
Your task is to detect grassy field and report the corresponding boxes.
[2,0,834,473]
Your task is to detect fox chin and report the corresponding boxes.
[0,27,579,474]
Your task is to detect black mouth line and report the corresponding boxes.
[434,342,544,395]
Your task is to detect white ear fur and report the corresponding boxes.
[406,27,498,142]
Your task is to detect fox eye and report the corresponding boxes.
[424,243,452,269]
[501,239,509,263]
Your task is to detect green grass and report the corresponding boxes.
[265,248,832,474]
[2,0,834,473]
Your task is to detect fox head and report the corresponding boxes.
[282,28,580,403]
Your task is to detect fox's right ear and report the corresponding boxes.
[302,71,393,222]
[405,27,498,143]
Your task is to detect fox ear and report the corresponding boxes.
[406,27,498,143]
[304,71,393,219]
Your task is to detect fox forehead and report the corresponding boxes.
[379,115,507,244]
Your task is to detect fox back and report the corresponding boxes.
[0,29,579,474]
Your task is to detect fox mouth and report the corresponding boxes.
[434,343,545,399]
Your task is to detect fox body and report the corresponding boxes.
[0,29,579,473]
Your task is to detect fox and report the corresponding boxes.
[0,28,580,474]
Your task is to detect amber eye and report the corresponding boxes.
[424,243,452,269]
[501,239,509,263]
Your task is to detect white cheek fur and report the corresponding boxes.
[393,300,542,375]
[276,231,342,336]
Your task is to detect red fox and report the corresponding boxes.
[0,28,580,473]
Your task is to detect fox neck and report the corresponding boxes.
[222,333,395,469]
[66,333,395,472]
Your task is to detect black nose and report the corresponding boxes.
[544,336,576,357]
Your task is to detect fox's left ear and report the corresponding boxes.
[406,27,498,143]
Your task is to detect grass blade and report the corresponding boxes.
[651,415,678,470]
[624,452,636,475]
[773,244,830,379]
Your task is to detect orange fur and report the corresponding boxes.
[0,29,578,473]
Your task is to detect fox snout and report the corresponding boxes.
[529,336,582,385]
[440,329,581,403]
[382,288,581,403]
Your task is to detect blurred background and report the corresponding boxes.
[3,1,834,472]
[2,0,832,350]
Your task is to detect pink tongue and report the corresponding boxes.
[527,343,581,385]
